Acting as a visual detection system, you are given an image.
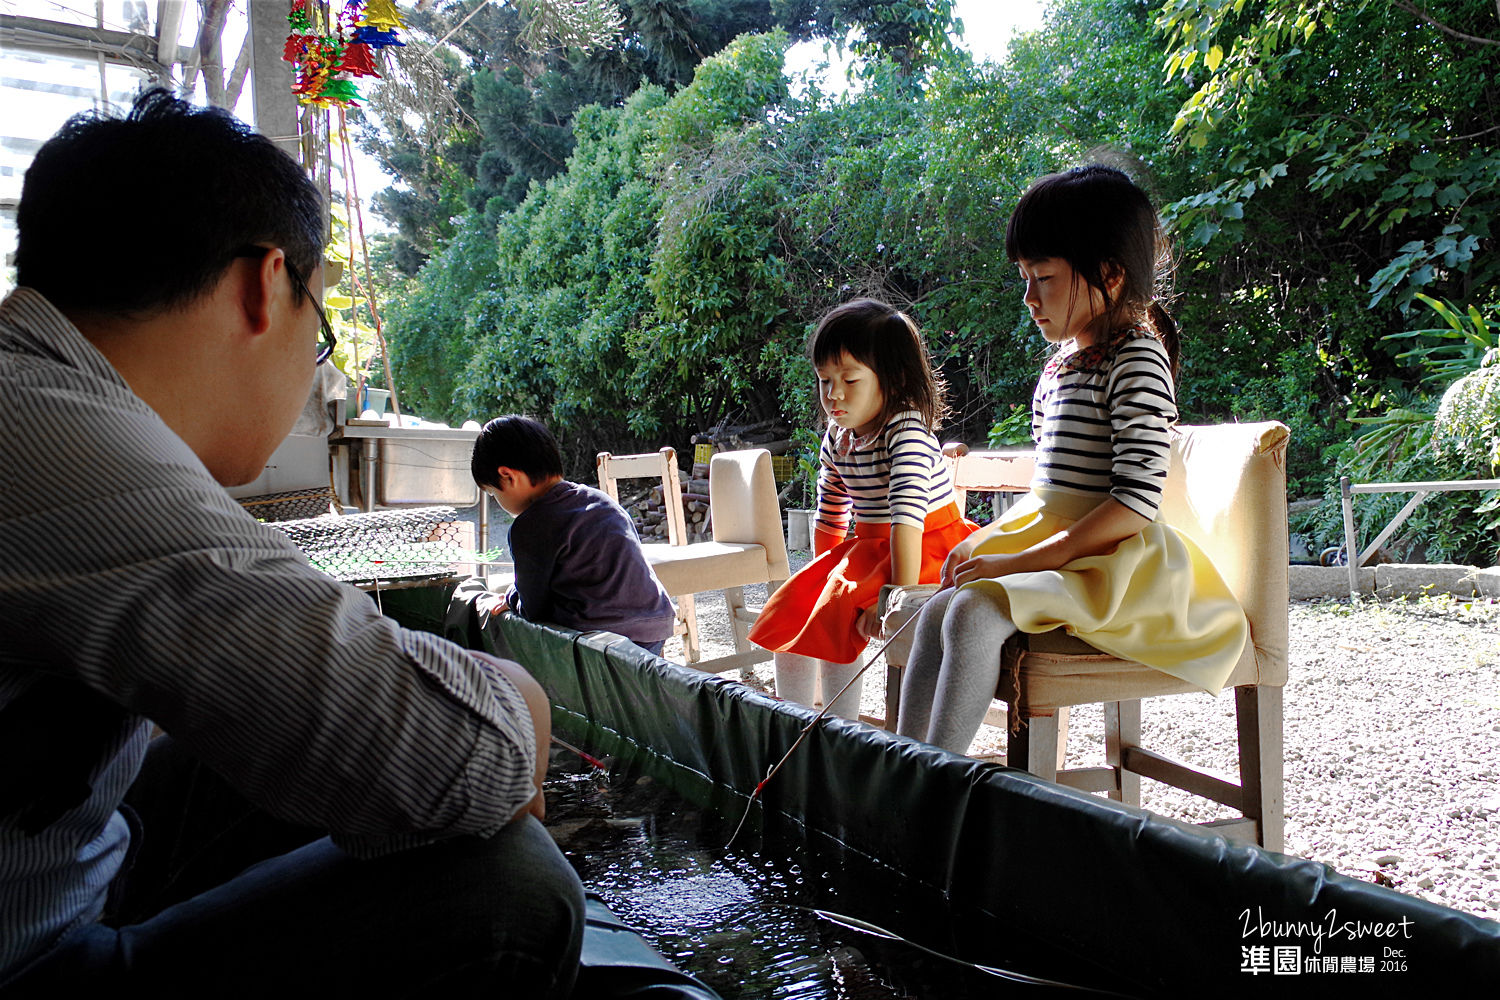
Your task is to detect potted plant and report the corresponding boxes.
[783,430,820,552]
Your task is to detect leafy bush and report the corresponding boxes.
[1294,419,1499,567]
[373,0,1500,566]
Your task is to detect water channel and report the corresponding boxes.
[543,740,1126,999]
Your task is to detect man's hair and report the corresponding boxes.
[16,88,324,315]
[471,416,565,488]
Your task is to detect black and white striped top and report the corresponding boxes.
[0,289,537,979]
[815,410,957,538]
[1030,330,1177,520]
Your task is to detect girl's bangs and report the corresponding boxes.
[809,305,882,370]
[1005,185,1075,264]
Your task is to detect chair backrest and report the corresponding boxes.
[707,449,791,581]
[945,447,1037,511]
[1159,422,1290,686]
[597,447,687,546]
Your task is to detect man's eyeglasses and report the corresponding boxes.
[233,247,336,365]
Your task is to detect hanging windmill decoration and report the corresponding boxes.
[284,0,406,108]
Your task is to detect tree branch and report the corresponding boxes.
[1392,0,1500,46]
[1440,123,1500,142]
[225,32,253,109]
[196,0,232,106]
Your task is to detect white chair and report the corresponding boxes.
[597,447,790,672]
[882,422,1290,850]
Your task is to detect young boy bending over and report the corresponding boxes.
[471,416,676,655]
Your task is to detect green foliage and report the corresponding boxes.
[773,0,959,78]
[787,427,821,508]
[1159,1,1500,314]
[459,85,671,457]
[1388,293,1500,477]
[517,0,625,51]
[1295,415,1499,566]
[359,0,783,273]
[986,405,1032,448]
[1387,294,1499,384]
[373,0,1499,563]
[651,29,789,149]
[1434,356,1500,470]
[383,215,504,421]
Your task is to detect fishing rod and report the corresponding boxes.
[724,594,928,848]
[551,734,608,771]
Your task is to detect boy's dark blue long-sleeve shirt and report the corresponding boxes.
[506,480,676,643]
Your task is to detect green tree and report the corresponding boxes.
[1158,0,1500,314]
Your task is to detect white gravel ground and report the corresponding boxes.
[663,557,1500,925]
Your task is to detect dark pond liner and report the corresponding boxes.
[544,724,1090,998]
[384,585,1500,994]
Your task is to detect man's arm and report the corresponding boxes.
[3,310,541,850]
[476,653,549,821]
[13,493,542,846]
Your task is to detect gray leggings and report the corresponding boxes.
[895,587,1018,752]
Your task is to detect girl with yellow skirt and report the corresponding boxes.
[895,166,1247,753]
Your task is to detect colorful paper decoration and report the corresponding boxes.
[338,40,377,76]
[283,0,405,108]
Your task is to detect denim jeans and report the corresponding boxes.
[6,737,584,998]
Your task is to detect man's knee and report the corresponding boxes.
[441,817,585,997]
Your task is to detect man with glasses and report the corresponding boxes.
[0,90,583,995]
[233,245,338,365]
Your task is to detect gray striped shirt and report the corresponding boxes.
[1030,331,1177,520]
[0,288,537,978]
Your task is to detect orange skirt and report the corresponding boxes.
[750,504,978,663]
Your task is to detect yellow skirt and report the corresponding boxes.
[963,487,1248,694]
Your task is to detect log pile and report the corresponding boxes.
[690,418,792,457]
[622,464,712,544]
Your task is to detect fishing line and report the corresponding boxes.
[724,601,925,849]
[372,559,384,615]
[808,908,1134,996]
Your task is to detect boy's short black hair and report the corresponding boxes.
[16,88,324,315]
[471,415,565,487]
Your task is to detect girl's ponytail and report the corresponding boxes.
[1148,301,1180,380]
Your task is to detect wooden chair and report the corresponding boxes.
[881,422,1290,850]
[945,446,1037,521]
[597,447,790,672]
[878,447,1036,730]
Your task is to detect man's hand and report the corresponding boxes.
[855,604,882,640]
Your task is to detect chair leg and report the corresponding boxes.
[1010,711,1060,781]
[1104,700,1142,806]
[1235,685,1284,852]
[1002,706,1069,769]
[678,593,701,663]
[884,659,903,732]
[724,586,750,653]
[1055,705,1071,772]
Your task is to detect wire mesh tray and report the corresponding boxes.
[267,506,472,588]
